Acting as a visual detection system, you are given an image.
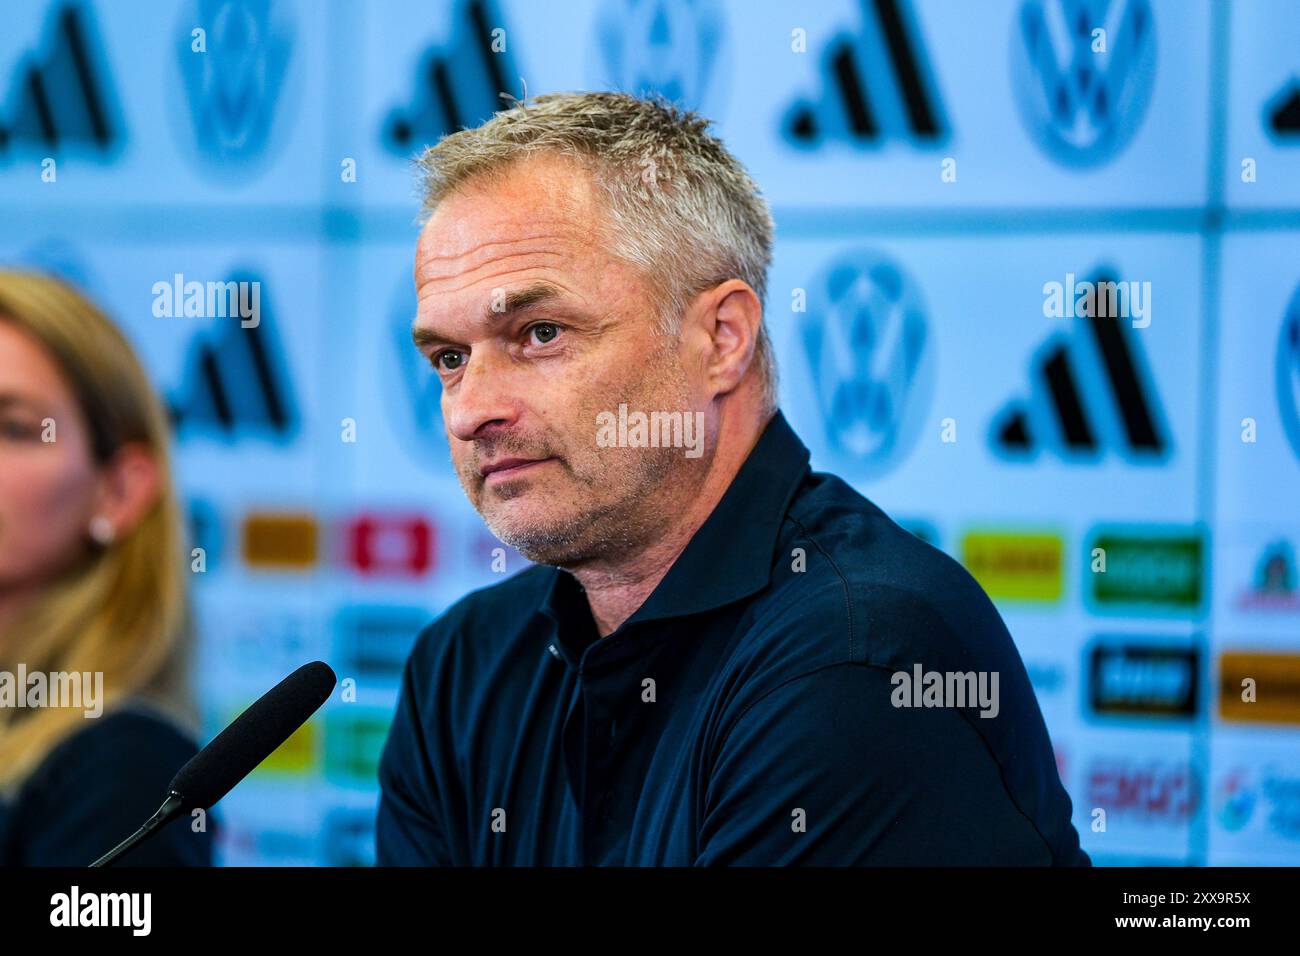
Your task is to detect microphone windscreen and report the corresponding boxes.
[168,661,337,811]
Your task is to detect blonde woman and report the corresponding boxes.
[0,270,212,866]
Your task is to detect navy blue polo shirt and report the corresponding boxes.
[376,410,1089,866]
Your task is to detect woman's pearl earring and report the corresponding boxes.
[88,515,116,546]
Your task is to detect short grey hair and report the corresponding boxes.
[414,90,778,413]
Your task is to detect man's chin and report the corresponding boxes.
[475,501,578,564]
[487,526,589,567]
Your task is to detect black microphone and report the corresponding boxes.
[89,660,338,867]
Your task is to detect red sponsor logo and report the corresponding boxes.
[1086,759,1199,822]
[345,514,435,576]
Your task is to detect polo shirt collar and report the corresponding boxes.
[539,409,811,645]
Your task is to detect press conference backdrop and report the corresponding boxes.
[1,0,1297,866]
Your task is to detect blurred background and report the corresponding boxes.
[0,0,1296,865]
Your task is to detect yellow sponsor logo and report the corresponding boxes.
[251,715,318,775]
[241,512,318,569]
[961,530,1064,602]
[1219,652,1300,725]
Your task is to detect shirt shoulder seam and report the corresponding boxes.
[784,512,857,662]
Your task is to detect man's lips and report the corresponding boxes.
[479,457,556,481]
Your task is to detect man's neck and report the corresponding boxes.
[570,403,772,637]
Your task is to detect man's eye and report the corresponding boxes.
[436,349,466,371]
[528,322,560,345]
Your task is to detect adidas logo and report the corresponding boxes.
[382,0,519,155]
[169,272,296,442]
[992,268,1170,462]
[784,0,946,149]
[0,2,120,159]
[1266,78,1300,142]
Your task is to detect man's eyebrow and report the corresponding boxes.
[412,325,452,350]
[492,281,562,318]
[412,281,566,350]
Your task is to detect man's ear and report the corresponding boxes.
[91,443,162,540]
[691,279,763,399]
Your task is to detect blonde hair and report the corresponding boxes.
[0,270,195,792]
[416,90,779,412]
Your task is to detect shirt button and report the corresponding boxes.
[547,643,561,660]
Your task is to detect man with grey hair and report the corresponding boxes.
[377,91,1088,866]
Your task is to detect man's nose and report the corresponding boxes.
[444,349,519,442]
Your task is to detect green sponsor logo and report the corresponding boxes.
[324,710,393,784]
[1090,529,1203,611]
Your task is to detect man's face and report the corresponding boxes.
[412,155,712,566]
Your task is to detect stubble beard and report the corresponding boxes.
[459,342,708,569]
